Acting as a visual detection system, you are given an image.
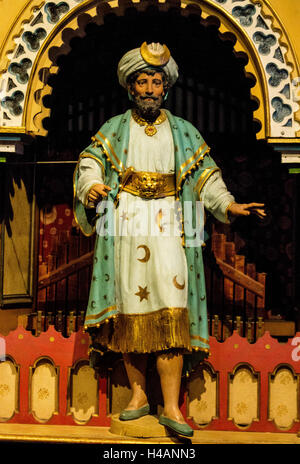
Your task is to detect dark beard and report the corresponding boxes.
[133,95,163,122]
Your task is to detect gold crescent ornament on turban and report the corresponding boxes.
[117,42,179,89]
[140,42,171,66]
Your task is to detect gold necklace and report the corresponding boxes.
[132,109,167,136]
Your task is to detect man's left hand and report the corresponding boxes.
[228,202,266,219]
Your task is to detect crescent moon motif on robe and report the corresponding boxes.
[137,245,150,263]
[104,274,110,281]
[173,275,185,290]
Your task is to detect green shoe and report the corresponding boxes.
[159,415,194,437]
[119,404,150,421]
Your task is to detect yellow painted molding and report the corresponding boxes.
[195,0,269,139]
[258,0,300,77]
[0,126,27,134]
[0,1,46,75]
[0,0,299,139]
[23,1,99,135]
[253,0,300,137]
[0,423,299,444]
[24,0,269,138]
[267,137,300,144]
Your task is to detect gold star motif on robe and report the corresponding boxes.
[120,211,129,221]
[135,285,150,302]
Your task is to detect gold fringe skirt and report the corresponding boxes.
[92,307,191,353]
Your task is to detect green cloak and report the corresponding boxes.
[74,109,220,367]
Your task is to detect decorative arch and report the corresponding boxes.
[0,0,299,140]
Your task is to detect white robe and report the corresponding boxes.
[77,116,235,316]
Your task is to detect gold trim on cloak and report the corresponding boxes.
[94,131,125,173]
[72,151,108,237]
[85,305,117,322]
[79,152,105,177]
[176,143,211,195]
[73,163,96,237]
[195,167,220,196]
[190,334,210,344]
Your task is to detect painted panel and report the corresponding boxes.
[31,360,57,422]
[0,360,18,421]
[2,165,36,305]
[228,366,259,427]
[269,367,298,430]
[188,365,217,426]
[70,363,98,424]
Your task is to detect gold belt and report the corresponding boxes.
[122,170,176,199]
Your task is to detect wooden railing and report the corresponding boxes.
[205,226,267,342]
[28,228,95,336]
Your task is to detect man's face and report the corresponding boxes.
[129,72,165,120]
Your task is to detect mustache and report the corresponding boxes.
[139,95,159,101]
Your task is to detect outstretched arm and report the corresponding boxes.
[227,202,266,219]
[200,171,266,223]
[199,170,235,223]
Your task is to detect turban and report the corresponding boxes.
[117,42,179,89]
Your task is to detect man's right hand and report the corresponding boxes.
[87,183,111,205]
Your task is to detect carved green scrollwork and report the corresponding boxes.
[45,2,70,24]
[22,28,47,52]
[1,91,24,116]
[272,97,292,123]
[232,5,256,27]
[253,31,276,55]
[266,63,288,88]
[8,58,32,84]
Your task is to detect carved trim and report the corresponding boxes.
[0,0,298,139]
